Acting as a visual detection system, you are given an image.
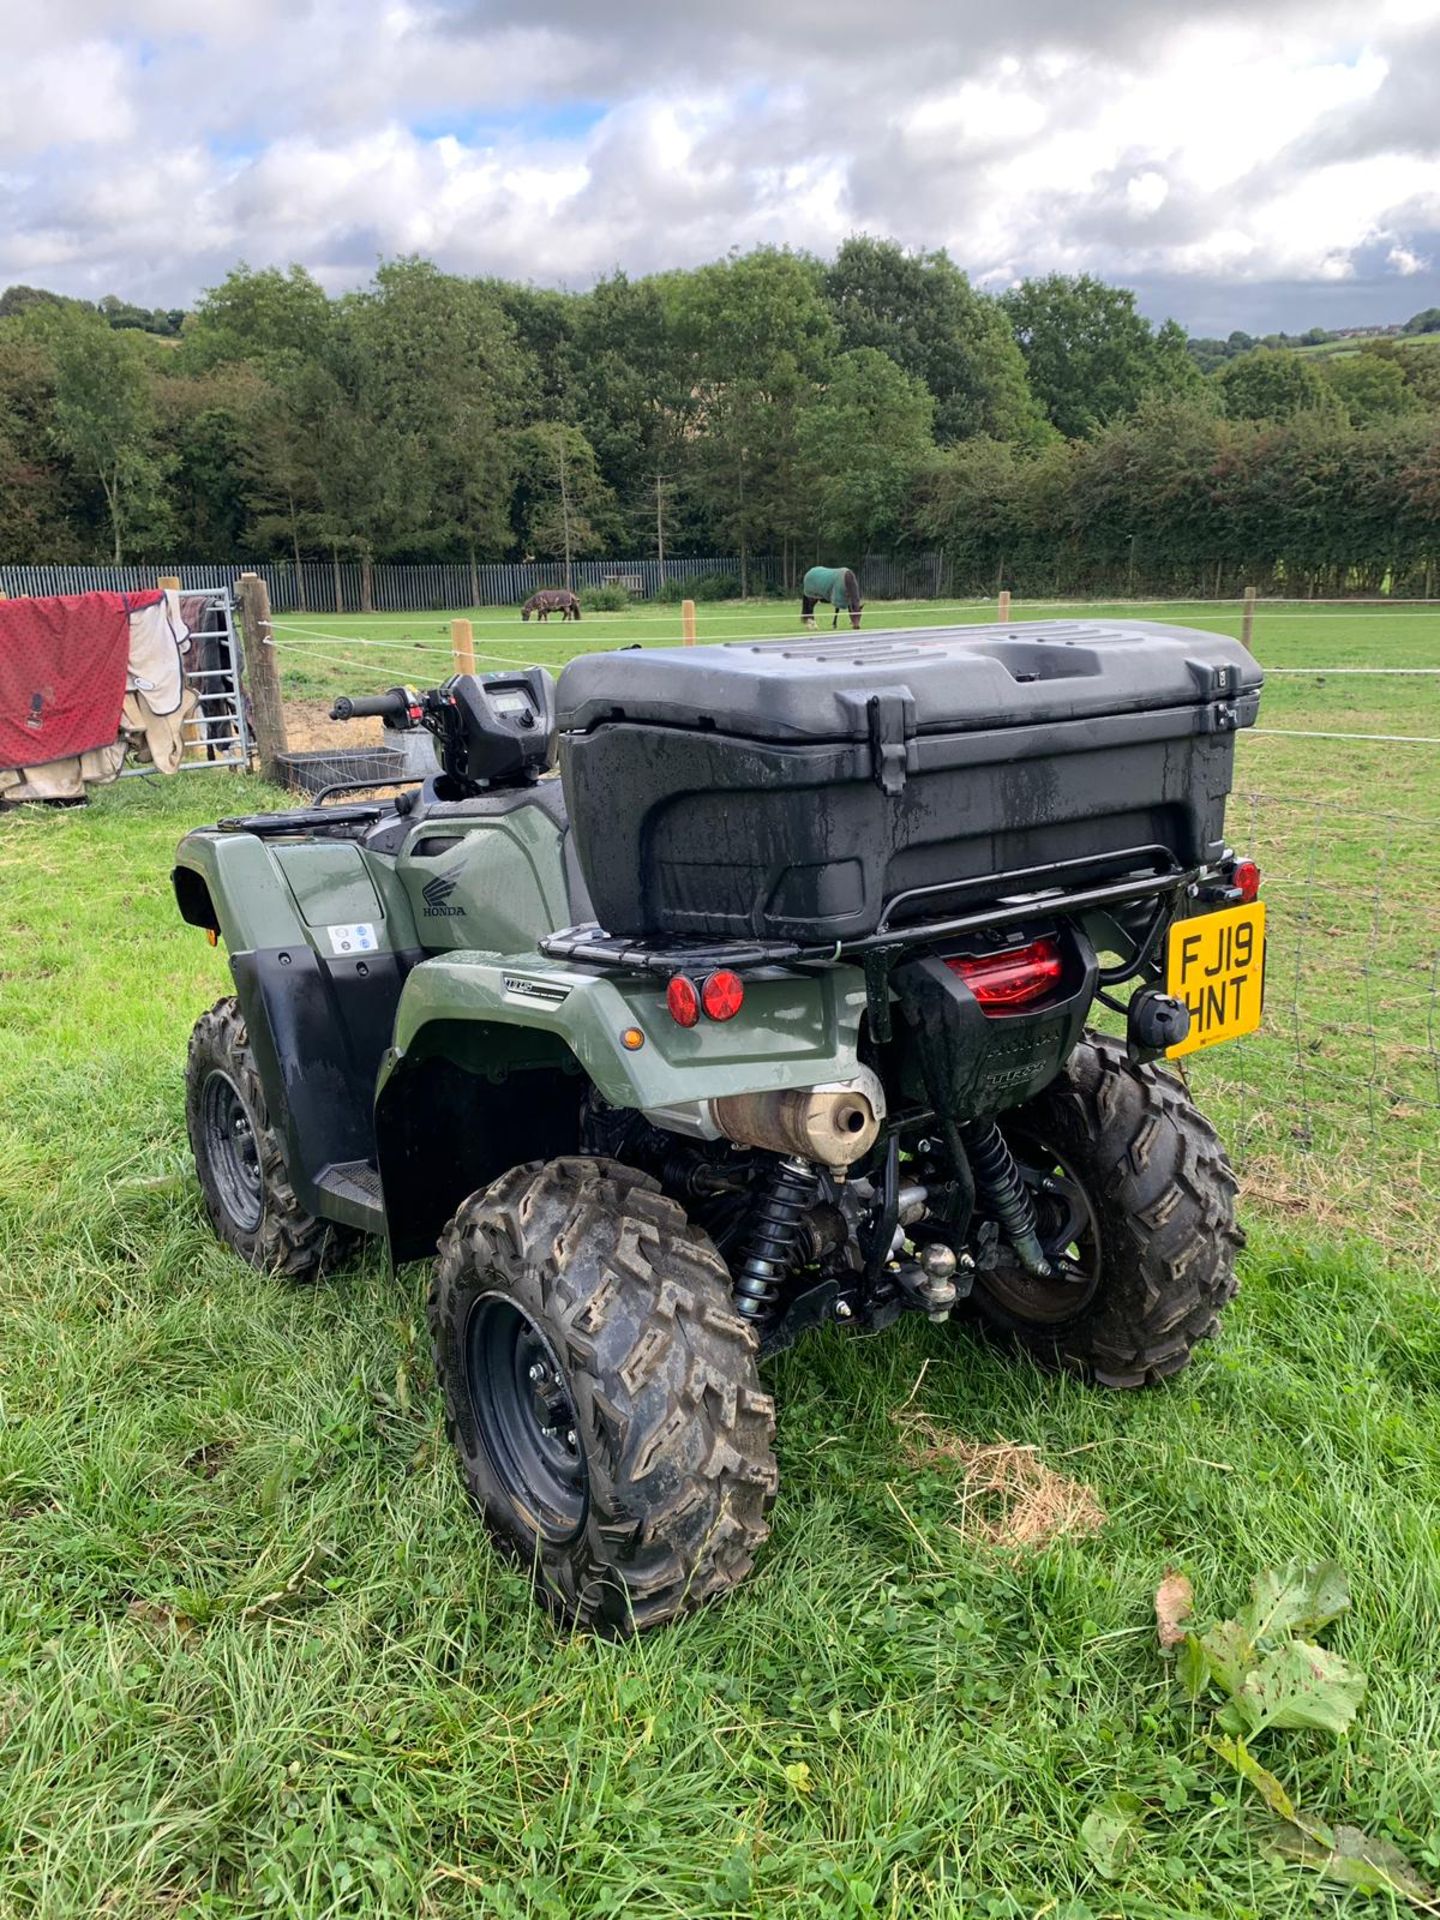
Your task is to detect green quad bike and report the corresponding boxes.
[174,620,1265,1630]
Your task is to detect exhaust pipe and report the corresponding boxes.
[712,1071,884,1169]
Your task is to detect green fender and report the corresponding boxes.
[381,951,870,1110]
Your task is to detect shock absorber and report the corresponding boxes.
[960,1120,1053,1279]
[733,1155,822,1323]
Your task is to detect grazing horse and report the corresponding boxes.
[800,566,864,631]
[521,589,582,622]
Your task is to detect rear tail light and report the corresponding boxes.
[946,937,1064,1010]
[1232,858,1261,904]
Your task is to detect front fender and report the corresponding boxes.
[383,952,870,1108]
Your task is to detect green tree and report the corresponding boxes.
[0,325,87,559]
[514,424,616,579]
[156,361,268,554]
[341,259,529,563]
[30,304,171,561]
[797,348,935,552]
[1001,274,1200,438]
[1319,351,1420,427]
[668,248,837,585]
[568,272,698,563]
[1068,394,1228,591]
[235,360,338,598]
[1217,348,1342,423]
[187,263,333,369]
[493,283,575,419]
[1402,307,1440,336]
[910,435,1076,592]
[825,236,1049,445]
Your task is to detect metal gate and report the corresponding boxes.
[122,587,252,776]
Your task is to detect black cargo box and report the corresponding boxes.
[556,620,1262,944]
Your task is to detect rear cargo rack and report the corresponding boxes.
[542,848,1195,980]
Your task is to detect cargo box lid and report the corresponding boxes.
[556,619,1263,744]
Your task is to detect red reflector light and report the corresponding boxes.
[701,969,745,1021]
[1233,858,1261,904]
[946,937,1064,1009]
[665,975,700,1027]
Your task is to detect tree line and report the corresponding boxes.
[2,241,1439,595]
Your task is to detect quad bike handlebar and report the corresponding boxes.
[330,687,414,723]
[329,669,557,791]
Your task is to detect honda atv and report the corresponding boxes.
[174,619,1264,1631]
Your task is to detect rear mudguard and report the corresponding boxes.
[373,956,870,1260]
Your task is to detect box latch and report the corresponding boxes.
[1186,657,1241,734]
[865,692,912,795]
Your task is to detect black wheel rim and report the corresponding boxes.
[975,1132,1103,1326]
[465,1292,588,1541]
[201,1070,263,1233]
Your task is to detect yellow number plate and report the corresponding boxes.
[1164,902,1266,1058]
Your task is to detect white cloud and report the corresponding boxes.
[1,0,1438,329]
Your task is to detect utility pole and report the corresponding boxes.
[558,432,573,592]
[236,571,287,783]
[655,472,667,589]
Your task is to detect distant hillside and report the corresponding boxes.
[1188,308,1440,372]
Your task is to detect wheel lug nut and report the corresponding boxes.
[527,1362,547,1384]
[565,1428,577,1449]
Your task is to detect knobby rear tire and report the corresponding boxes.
[968,1035,1244,1387]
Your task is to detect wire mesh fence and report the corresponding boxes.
[1160,792,1440,1268]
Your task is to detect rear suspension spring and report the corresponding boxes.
[733,1156,821,1323]
[960,1120,1053,1279]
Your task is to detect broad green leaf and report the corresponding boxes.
[1237,1639,1365,1737]
[1196,1616,1258,1703]
[1243,1560,1350,1648]
[1207,1735,1304,1826]
[1269,1819,1436,1904]
[1080,1792,1144,1880]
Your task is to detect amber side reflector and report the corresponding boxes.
[621,1027,646,1051]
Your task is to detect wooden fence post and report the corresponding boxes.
[997,589,1012,624]
[237,571,287,783]
[451,618,475,675]
[1241,585,1256,655]
[681,598,697,646]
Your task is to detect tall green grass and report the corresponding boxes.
[0,703,1436,1915]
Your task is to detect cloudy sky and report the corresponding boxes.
[4,0,1440,333]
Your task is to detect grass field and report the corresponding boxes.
[2,598,1438,1916]
[1293,332,1440,358]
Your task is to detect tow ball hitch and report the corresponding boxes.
[1126,987,1190,1063]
